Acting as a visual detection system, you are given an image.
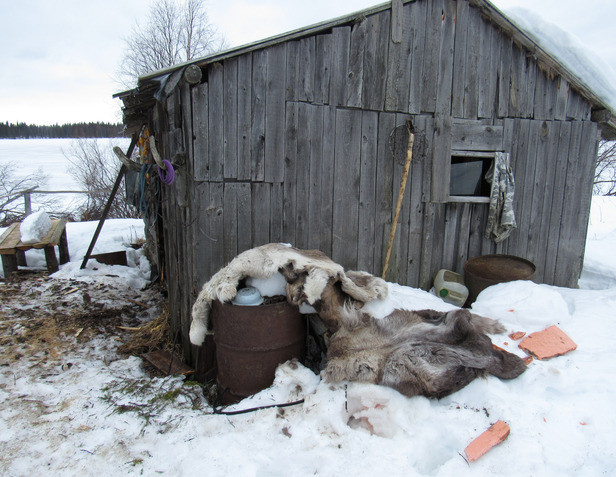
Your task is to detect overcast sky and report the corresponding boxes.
[1,0,615,126]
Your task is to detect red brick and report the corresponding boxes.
[518,325,577,360]
[509,331,526,341]
[465,420,510,462]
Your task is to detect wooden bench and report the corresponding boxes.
[0,218,70,278]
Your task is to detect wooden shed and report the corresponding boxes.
[115,0,616,359]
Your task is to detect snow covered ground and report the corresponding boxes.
[0,196,614,476]
[1,140,616,475]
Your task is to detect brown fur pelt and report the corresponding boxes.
[283,271,527,399]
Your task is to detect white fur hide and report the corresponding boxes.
[190,243,388,345]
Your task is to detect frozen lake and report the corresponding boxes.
[0,138,129,213]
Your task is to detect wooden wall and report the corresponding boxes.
[149,0,599,357]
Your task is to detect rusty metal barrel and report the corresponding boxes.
[212,296,306,404]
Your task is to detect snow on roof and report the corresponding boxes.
[503,6,616,116]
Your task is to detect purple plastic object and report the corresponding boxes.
[158,159,175,184]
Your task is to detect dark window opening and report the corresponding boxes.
[450,155,492,197]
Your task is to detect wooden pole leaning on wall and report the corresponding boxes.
[80,133,139,270]
[382,121,415,279]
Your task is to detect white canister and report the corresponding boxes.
[434,269,469,307]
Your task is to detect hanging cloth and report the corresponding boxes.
[484,152,517,243]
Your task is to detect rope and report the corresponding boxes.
[157,159,175,185]
[382,121,415,279]
[212,388,305,415]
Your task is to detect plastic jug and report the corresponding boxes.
[434,269,469,307]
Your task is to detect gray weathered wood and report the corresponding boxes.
[408,0,427,114]
[314,34,332,105]
[391,0,403,44]
[385,0,412,112]
[420,0,442,113]
[346,18,367,108]
[497,36,512,118]
[463,4,480,119]
[308,103,325,250]
[223,57,238,178]
[451,122,504,151]
[251,50,267,181]
[298,36,315,102]
[358,110,379,273]
[295,102,311,249]
[362,11,390,111]
[251,183,271,246]
[208,63,224,181]
[271,183,284,243]
[329,26,351,107]
[192,82,209,181]
[265,44,286,183]
[285,40,300,102]
[320,106,336,257]
[451,0,469,118]
[332,108,361,269]
[554,76,569,121]
[237,54,253,180]
[223,183,239,263]
[283,102,298,246]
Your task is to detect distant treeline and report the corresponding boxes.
[0,122,125,139]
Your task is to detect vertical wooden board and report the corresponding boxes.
[191,182,211,305]
[533,71,547,120]
[283,102,298,246]
[308,104,325,250]
[534,120,561,281]
[391,0,403,43]
[265,44,286,183]
[501,118,527,256]
[451,0,469,118]
[251,183,271,246]
[329,26,351,107]
[295,102,311,249]
[180,83,193,176]
[522,57,538,118]
[497,36,512,118]
[285,40,300,102]
[358,110,379,273]
[512,120,540,259]
[362,11,391,111]
[374,112,397,274]
[525,121,551,278]
[346,18,367,108]
[270,182,284,243]
[320,106,336,257]
[435,0,456,117]
[251,49,267,181]
[431,113,452,202]
[477,15,494,119]
[332,108,362,270]
[441,203,460,271]
[425,204,448,289]
[192,82,209,181]
[236,182,252,253]
[385,1,413,112]
[467,203,485,260]
[237,54,253,180]
[420,115,435,203]
[298,36,315,103]
[208,63,224,181]
[209,182,225,273]
[406,114,428,287]
[554,77,570,121]
[554,121,584,286]
[508,45,525,118]
[542,121,571,284]
[223,183,239,264]
[455,202,472,274]
[463,4,480,119]
[223,58,239,179]
[420,0,442,113]
[314,34,332,105]
[500,117,517,256]
[408,0,427,114]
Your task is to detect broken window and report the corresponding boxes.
[449,153,494,197]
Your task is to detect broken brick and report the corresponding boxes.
[465,420,510,462]
[518,325,577,360]
[509,331,526,341]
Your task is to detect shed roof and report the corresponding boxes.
[115,0,616,137]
